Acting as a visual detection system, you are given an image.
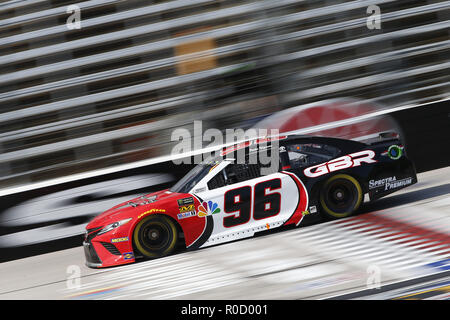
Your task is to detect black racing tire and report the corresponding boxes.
[133,215,178,259]
[319,174,363,220]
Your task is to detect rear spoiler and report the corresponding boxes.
[353,131,401,145]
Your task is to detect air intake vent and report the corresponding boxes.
[100,242,122,256]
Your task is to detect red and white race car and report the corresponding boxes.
[83,134,417,268]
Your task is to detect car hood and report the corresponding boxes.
[86,189,181,228]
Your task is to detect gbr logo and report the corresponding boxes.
[303,150,377,178]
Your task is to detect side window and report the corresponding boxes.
[207,169,226,190]
[287,143,340,169]
[226,163,261,184]
[207,162,280,190]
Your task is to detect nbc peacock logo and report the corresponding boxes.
[197,201,221,217]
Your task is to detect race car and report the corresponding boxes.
[83,133,417,268]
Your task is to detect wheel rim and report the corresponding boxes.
[320,174,362,218]
[325,181,355,211]
[142,222,170,250]
[133,216,178,258]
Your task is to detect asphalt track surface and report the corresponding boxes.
[0,167,449,300]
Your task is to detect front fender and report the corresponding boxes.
[126,195,209,249]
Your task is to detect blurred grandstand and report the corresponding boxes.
[0,0,448,189]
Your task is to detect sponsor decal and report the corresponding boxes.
[197,201,221,217]
[123,252,134,260]
[177,197,194,206]
[177,198,196,219]
[177,211,197,220]
[111,237,129,243]
[137,208,166,219]
[179,203,195,213]
[369,176,397,189]
[370,176,412,190]
[302,206,317,216]
[303,150,377,178]
[381,145,404,159]
[384,177,412,190]
[387,145,403,160]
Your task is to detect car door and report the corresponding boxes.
[193,159,302,247]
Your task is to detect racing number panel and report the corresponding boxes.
[223,186,252,228]
[253,178,282,220]
[223,178,282,228]
[196,172,301,247]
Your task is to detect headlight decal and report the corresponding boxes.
[97,218,132,236]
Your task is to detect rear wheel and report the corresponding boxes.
[133,215,178,259]
[319,174,363,219]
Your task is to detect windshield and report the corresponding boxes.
[170,162,216,194]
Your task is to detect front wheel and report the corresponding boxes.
[133,215,178,259]
[319,174,363,219]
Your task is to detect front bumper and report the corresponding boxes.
[83,241,103,268]
[83,227,136,268]
[83,240,136,268]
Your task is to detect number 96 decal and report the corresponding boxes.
[223,179,282,228]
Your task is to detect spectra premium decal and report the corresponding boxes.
[369,176,397,189]
[384,177,413,190]
[369,176,412,191]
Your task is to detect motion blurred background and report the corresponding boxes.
[0,0,448,189]
[0,0,449,259]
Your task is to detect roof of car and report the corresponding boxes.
[220,134,366,158]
